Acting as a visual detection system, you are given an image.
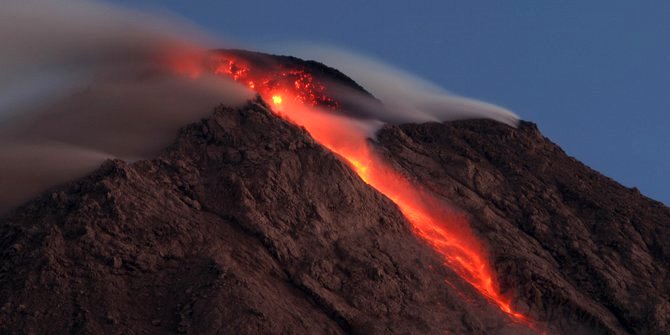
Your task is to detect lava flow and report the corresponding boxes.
[178,51,537,331]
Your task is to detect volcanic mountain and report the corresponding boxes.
[0,51,668,335]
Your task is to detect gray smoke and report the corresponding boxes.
[0,0,252,212]
[0,1,520,213]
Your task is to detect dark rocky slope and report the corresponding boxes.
[0,100,532,334]
[377,120,670,334]
[0,51,668,335]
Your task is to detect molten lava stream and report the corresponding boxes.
[263,97,536,329]
[193,54,539,332]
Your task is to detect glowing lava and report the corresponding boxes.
[179,51,538,332]
[272,95,283,105]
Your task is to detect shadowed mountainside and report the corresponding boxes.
[0,100,533,334]
[376,120,670,334]
[0,51,668,334]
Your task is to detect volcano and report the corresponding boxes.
[0,51,668,335]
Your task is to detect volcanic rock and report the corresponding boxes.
[376,120,670,334]
[0,100,532,334]
[1,52,669,335]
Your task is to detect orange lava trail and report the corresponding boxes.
[180,53,539,332]
[279,108,532,326]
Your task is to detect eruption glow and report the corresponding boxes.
[1,1,535,331]
[201,51,538,332]
[272,95,283,105]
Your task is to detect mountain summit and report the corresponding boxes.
[1,53,668,335]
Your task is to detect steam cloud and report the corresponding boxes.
[0,0,251,212]
[283,45,519,127]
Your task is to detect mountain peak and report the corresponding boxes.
[1,52,668,334]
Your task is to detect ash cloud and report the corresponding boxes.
[284,46,519,128]
[0,0,252,212]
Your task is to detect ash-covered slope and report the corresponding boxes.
[0,100,532,334]
[376,120,670,334]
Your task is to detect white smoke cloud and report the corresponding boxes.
[0,0,252,212]
[278,45,519,127]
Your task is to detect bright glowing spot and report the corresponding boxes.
[272,95,283,105]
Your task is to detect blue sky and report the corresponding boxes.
[110,0,669,204]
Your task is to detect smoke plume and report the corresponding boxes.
[283,45,519,127]
[0,0,251,212]
[0,1,519,213]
